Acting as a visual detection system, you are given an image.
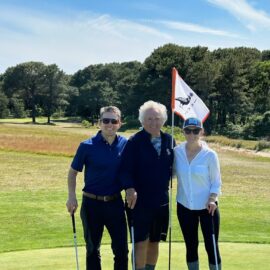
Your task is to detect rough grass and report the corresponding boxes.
[1,119,269,153]
[0,123,135,156]
[205,135,270,152]
[0,123,93,156]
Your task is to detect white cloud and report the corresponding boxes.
[153,20,238,37]
[207,0,270,30]
[0,7,172,74]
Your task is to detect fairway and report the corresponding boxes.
[0,122,269,269]
[0,243,269,270]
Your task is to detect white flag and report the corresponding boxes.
[171,67,210,122]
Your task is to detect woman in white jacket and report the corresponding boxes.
[174,117,222,270]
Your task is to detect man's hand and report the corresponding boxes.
[66,196,78,214]
[125,188,137,209]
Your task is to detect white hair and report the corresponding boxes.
[138,100,168,125]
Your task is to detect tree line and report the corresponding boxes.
[0,43,269,139]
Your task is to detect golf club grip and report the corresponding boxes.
[72,213,76,233]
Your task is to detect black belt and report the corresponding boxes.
[83,192,120,202]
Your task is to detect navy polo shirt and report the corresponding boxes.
[71,131,127,196]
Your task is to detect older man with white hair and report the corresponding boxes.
[120,100,175,270]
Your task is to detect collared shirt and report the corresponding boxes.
[151,136,162,156]
[174,141,222,210]
[71,131,127,196]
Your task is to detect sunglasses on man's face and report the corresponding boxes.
[101,118,119,125]
[184,128,201,135]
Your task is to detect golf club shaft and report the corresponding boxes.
[211,216,218,270]
[168,226,172,270]
[131,226,136,270]
[72,213,80,270]
[168,171,173,270]
[73,233,80,270]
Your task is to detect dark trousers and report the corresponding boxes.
[80,196,128,270]
[177,202,221,265]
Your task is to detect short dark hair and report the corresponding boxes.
[100,106,121,119]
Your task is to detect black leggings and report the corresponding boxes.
[177,202,221,265]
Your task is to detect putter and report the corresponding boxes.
[211,215,219,270]
[71,213,80,270]
[130,215,136,270]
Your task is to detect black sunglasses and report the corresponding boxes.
[101,118,119,125]
[184,128,201,135]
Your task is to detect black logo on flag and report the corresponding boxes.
[175,93,193,108]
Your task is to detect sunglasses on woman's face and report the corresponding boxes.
[101,118,119,125]
[184,128,201,135]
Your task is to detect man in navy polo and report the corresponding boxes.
[66,106,128,270]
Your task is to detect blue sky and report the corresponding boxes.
[1,0,270,74]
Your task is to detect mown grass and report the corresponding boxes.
[0,121,269,269]
[0,243,270,270]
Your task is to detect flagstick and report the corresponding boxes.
[168,110,174,270]
[171,110,175,149]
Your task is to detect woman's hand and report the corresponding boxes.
[206,198,217,216]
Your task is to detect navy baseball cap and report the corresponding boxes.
[183,117,202,129]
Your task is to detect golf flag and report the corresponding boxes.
[171,67,210,122]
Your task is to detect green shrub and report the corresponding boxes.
[243,111,270,140]
[81,119,91,128]
[219,122,244,139]
[255,140,270,151]
[162,126,185,142]
[120,116,140,131]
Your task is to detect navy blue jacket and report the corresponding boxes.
[120,129,174,208]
